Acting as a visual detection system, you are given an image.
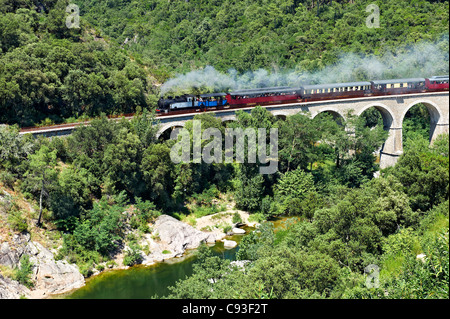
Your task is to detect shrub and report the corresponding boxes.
[123,243,143,266]
[96,264,105,272]
[0,170,16,188]
[248,213,265,223]
[232,212,242,224]
[223,225,232,234]
[8,210,28,232]
[14,255,34,288]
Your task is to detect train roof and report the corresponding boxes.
[232,86,292,93]
[302,81,372,90]
[429,75,449,80]
[371,78,425,84]
[199,93,227,98]
[230,87,301,95]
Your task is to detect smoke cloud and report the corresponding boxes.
[160,37,449,96]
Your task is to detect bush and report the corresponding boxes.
[222,225,232,234]
[248,213,265,223]
[14,255,34,288]
[79,263,94,277]
[260,196,272,217]
[8,210,28,232]
[123,243,143,266]
[232,212,242,224]
[382,228,420,256]
[0,170,16,188]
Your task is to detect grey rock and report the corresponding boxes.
[223,240,237,249]
[32,260,84,295]
[0,242,19,268]
[0,275,30,299]
[0,233,85,298]
[154,215,216,256]
[232,227,246,235]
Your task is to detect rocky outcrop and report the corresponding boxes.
[0,233,84,299]
[153,215,216,257]
[231,227,246,235]
[0,274,30,299]
[27,241,85,298]
[223,239,237,249]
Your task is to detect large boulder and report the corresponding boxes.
[154,215,216,257]
[232,227,246,235]
[26,241,85,297]
[0,242,19,268]
[223,239,237,249]
[0,233,85,299]
[0,275,30,299]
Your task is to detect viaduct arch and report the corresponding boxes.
[154,92,448,168]
[20,92,448,169]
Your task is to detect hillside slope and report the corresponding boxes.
[74,0,449,76]
[0,0,159,127]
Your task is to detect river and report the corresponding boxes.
[59,217,296,299]
[59,233,245,299]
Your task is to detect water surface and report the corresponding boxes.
[63,219,294,299]
[64,234,244,299]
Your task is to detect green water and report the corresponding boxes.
[62,218,296,299]
[63,235,244,299]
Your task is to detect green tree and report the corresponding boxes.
[278,112,320,172]
[0,125,34,175]
[388,134,449,211]
[141,143,174,207]
[25,144,58,226]
[14,254,34,288]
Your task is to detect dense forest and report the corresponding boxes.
[1,105,448,297]
[0,0,449,299]
[1,0,449,125]
[0,0,159,126]
[73,0,449,75]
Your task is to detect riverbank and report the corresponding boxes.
[108,210,256,269]
[0,204,255,299]
[55,212,256,299]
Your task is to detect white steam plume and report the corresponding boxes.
[160,37,449,96]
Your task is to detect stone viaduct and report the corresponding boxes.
[156,91,449,168]
[18,91,448,169]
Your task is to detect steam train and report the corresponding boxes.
[156,75,449,114]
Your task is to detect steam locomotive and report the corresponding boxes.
[156,75,449,114]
